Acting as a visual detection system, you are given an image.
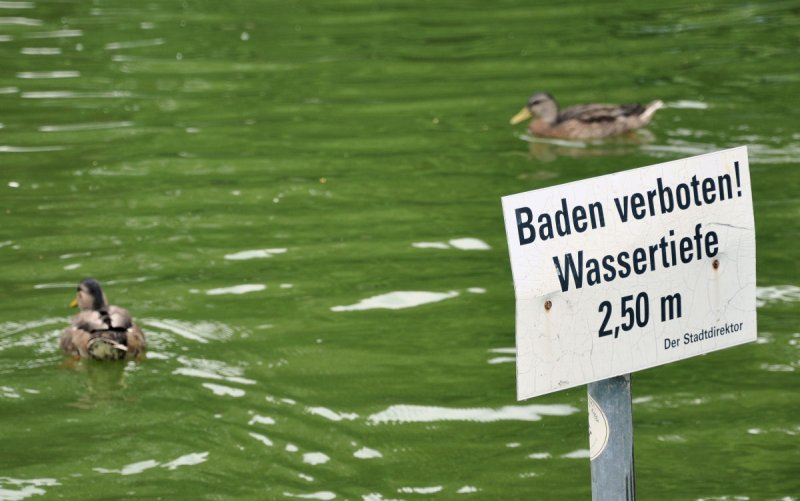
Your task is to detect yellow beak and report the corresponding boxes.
[69,298,78,308]
[510,107,532,125]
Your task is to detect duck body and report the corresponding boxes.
[511,92,663,140]
[60,278,146,361]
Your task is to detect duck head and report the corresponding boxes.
[70,278,109,311]
[510,92,559,125]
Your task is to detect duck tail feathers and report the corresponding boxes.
[641,100,664,122]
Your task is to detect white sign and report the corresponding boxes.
[502,146,756,400]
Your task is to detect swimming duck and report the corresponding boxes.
[60,278,146,360]
[510,92,663,139]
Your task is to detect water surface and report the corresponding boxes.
[1,0,798,499]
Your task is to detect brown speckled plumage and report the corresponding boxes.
[511,92,663,140]
[60,278,146,360]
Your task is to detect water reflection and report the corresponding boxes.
[63,358,133,409]
[523,133,656,161]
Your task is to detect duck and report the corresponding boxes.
[510,92,663,140]
[60,278,146,360]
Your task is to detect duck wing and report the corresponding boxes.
[559,103,646,123]
[107,305,134,330]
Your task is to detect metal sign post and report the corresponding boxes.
[588,375,635,500]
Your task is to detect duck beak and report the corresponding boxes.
[510,107,532,125]
[69,298,78,308]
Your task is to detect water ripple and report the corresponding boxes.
[94,452,207,475]
[20,90,131,99]
[0,477,59,500]
[104,38,165,50]
[0,16,41,26]
[0,1,34,7]
[353,447,382,459]
[202,383,245,397]
[143,318,235,344]
[25,29,82,38]
[39,121,133,132]
[16,70,80,79]
[249,432,274,447]
[20,47,60,55]
[206,284,266,295]
[0,145,65,153]
[306,406,358,422]
[756,285,800,307]
[412,237,490,251]
[367,403,578,424]
[283,492,335,500]
[224,248,287,260]
[331,290,459,312]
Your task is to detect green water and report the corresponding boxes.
[1,0,798,499]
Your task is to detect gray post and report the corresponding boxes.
[587,374,636,501]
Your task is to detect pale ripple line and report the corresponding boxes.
[0,2,35,8]
[249,432,273,447]
[756,285,800,307]
[0,477,59,501]
[367,403,578,424]
[283,492,336,500]
[224,248,287,260]
[248,414,276,426]
[173,367,256,385]
[202,383,245,397]
[39,121,133,132]
[105,38,164,50]
[562,449,591,459]
[302,452,330,465]
[0,16,41,26]
[16,70,79,79]
[175,355,253,382]
[0,145,65,153]
[94,452,208,476]
[353,447,382,459]
[665,100,709,109]
[399,486,442,494]
[206,284,266,295]
[0,87,17,94]
[331,290,459,312]
[161,452,208,470]
[20,47,60,55]
[142,318,234,344]
[306,406,358,422]
[25,29,82,39]
[21,90,131,99]
[488,356,515,365]
[412,237,491,251]
[489,347,515,354]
